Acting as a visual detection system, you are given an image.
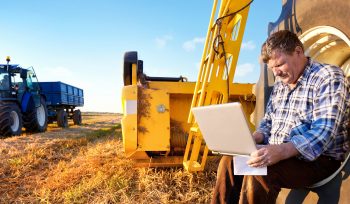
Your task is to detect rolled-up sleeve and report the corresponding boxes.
[290,76,348,161]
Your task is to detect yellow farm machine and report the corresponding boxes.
[121,0,350,202]
[122,0,257,171]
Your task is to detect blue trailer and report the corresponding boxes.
[39,82,84,128]
[0,58,85,137]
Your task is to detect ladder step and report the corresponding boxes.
[190,127,199,132]
[183,160,202,171]
[204,55,210,62]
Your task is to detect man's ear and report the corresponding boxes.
[295,46,303,55]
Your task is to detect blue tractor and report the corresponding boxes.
[0,57,48,137]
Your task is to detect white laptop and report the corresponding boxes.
[191,102,257,156]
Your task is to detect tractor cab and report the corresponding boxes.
[0,64,40,103]
[0,64,22,100]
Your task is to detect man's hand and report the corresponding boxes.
[247,142,299,167]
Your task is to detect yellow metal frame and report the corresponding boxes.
[121,85,138,157]
[183,0,253,172]
[121,63,139,157]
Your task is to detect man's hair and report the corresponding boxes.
[261,30,304,63]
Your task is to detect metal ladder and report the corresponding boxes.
[183,0,253,172]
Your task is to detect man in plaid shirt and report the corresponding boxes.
[211,30,350,204]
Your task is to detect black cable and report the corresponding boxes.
[212,0,254,103]
[216,0,254,24]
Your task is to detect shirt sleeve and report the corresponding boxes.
[256,89,275,144]
[290,74,349,161]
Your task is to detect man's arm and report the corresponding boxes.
[290,73,349,161]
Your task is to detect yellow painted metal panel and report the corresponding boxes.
[121,85,138,157]
[148,83,256,123]
[121,115,137,157]
[132,64,137,85]
[137,88,170,151]
[121,85,137,101]
[169,94,193,128]
[230,83,254,96]
[148,81,196,94]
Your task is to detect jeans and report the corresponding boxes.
[211,155,341,204]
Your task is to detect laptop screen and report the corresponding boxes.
[191,102,257,156]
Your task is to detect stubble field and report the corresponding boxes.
[0,113,217,203]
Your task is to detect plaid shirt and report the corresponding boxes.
[257,58,350,161]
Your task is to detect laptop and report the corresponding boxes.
[191,102,257,156]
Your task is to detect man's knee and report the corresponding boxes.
[216,156,236,189]
[217,156,233,178]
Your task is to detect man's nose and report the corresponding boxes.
[273,68,282,76]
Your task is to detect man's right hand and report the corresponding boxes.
[247,142,300,167]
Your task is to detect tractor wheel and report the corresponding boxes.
[24,97,48,132]
[73,109,82,125]
[0,102,22,137]
[268,0,350,36]
[255,0,350,126]
[123,51,138,86]
[57,109,68,128]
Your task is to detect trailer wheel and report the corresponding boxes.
[0,102,22,137]
[57,109,68,128]
[24,97,48,132]
[73,109,82,125]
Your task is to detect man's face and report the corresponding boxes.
[267,48,303,86]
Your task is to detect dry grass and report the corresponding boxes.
[0,113,216,203]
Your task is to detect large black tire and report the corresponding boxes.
[24,97,48,132]
[73,109,82,125]
[268,0,350,37]
[0,102,22,137]
[123,51,138,86]
[57,109,68,128]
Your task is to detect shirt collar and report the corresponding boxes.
[295,57,312,86]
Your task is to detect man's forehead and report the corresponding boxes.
[267,51,284,68]
[267,51,279,60]
[270,50,283,59]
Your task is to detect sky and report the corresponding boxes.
[1,0,282,113]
